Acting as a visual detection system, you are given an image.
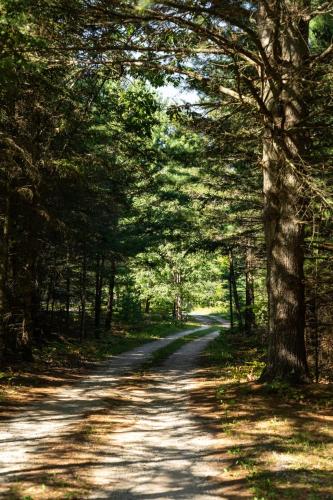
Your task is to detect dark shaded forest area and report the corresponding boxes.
[1,2,333,499]
[0,1,333,379]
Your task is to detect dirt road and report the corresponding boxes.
[88,331,223,499]
[0,321,230,499]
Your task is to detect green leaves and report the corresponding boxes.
[136,0,152,11]
[310,14,333,52]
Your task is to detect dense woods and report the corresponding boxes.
[0,0,332,384]
[0,3,333,499]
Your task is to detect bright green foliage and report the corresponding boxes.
[131,247,226,317]
[310,14,333,51]
[0,0,332,386]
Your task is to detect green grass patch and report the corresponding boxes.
[140,326,219,371]
[36,320,201,366]
[0,321,200,396]
[191,306,228,316]
[204,330,234,366]
[202,329,333,500]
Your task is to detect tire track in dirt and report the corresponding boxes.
[87,330,231,500]
[0,325,210,497]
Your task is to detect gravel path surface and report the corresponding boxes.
[89,330,224,500]
[0,319,228,499]
[0,325,208,496]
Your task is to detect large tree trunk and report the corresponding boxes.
[258,0,310,382]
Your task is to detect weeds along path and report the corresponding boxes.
[0,324,210,496]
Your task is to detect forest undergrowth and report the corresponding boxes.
[192,330,333,499]
[1,315,332,499]
[0,320,199,416]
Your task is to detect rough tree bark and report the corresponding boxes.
[258,0,310,382]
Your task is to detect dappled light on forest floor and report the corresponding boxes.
[0,327,247,499]
[192,333,333,499]
[1,326,332,499]
[0,322,203,416]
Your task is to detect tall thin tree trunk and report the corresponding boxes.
[258,0,310,382]
[45,274,52,313]
[228,264,234,330]
[20,222,36,362]
[0,188,10,361]
[245,244,256,335]
[229,250,243,329]
[308,243,320,383]
[313,256,320,384]
[80,246,87,341]
[308,292,319,383]
[145,298,150,315]
[175,293,182,322]
[174,271,182,321]
[15,189,42,362]
[94,254,104,337]
[105,259,116,333]
[50,293,55,332]
[65,248,71,333]
[21,276,34,361]
[31,256,43,346]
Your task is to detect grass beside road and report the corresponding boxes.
[35,320,202,367]
[199,330,333,500]
[140,326,219,372]
[0,320,200,406]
